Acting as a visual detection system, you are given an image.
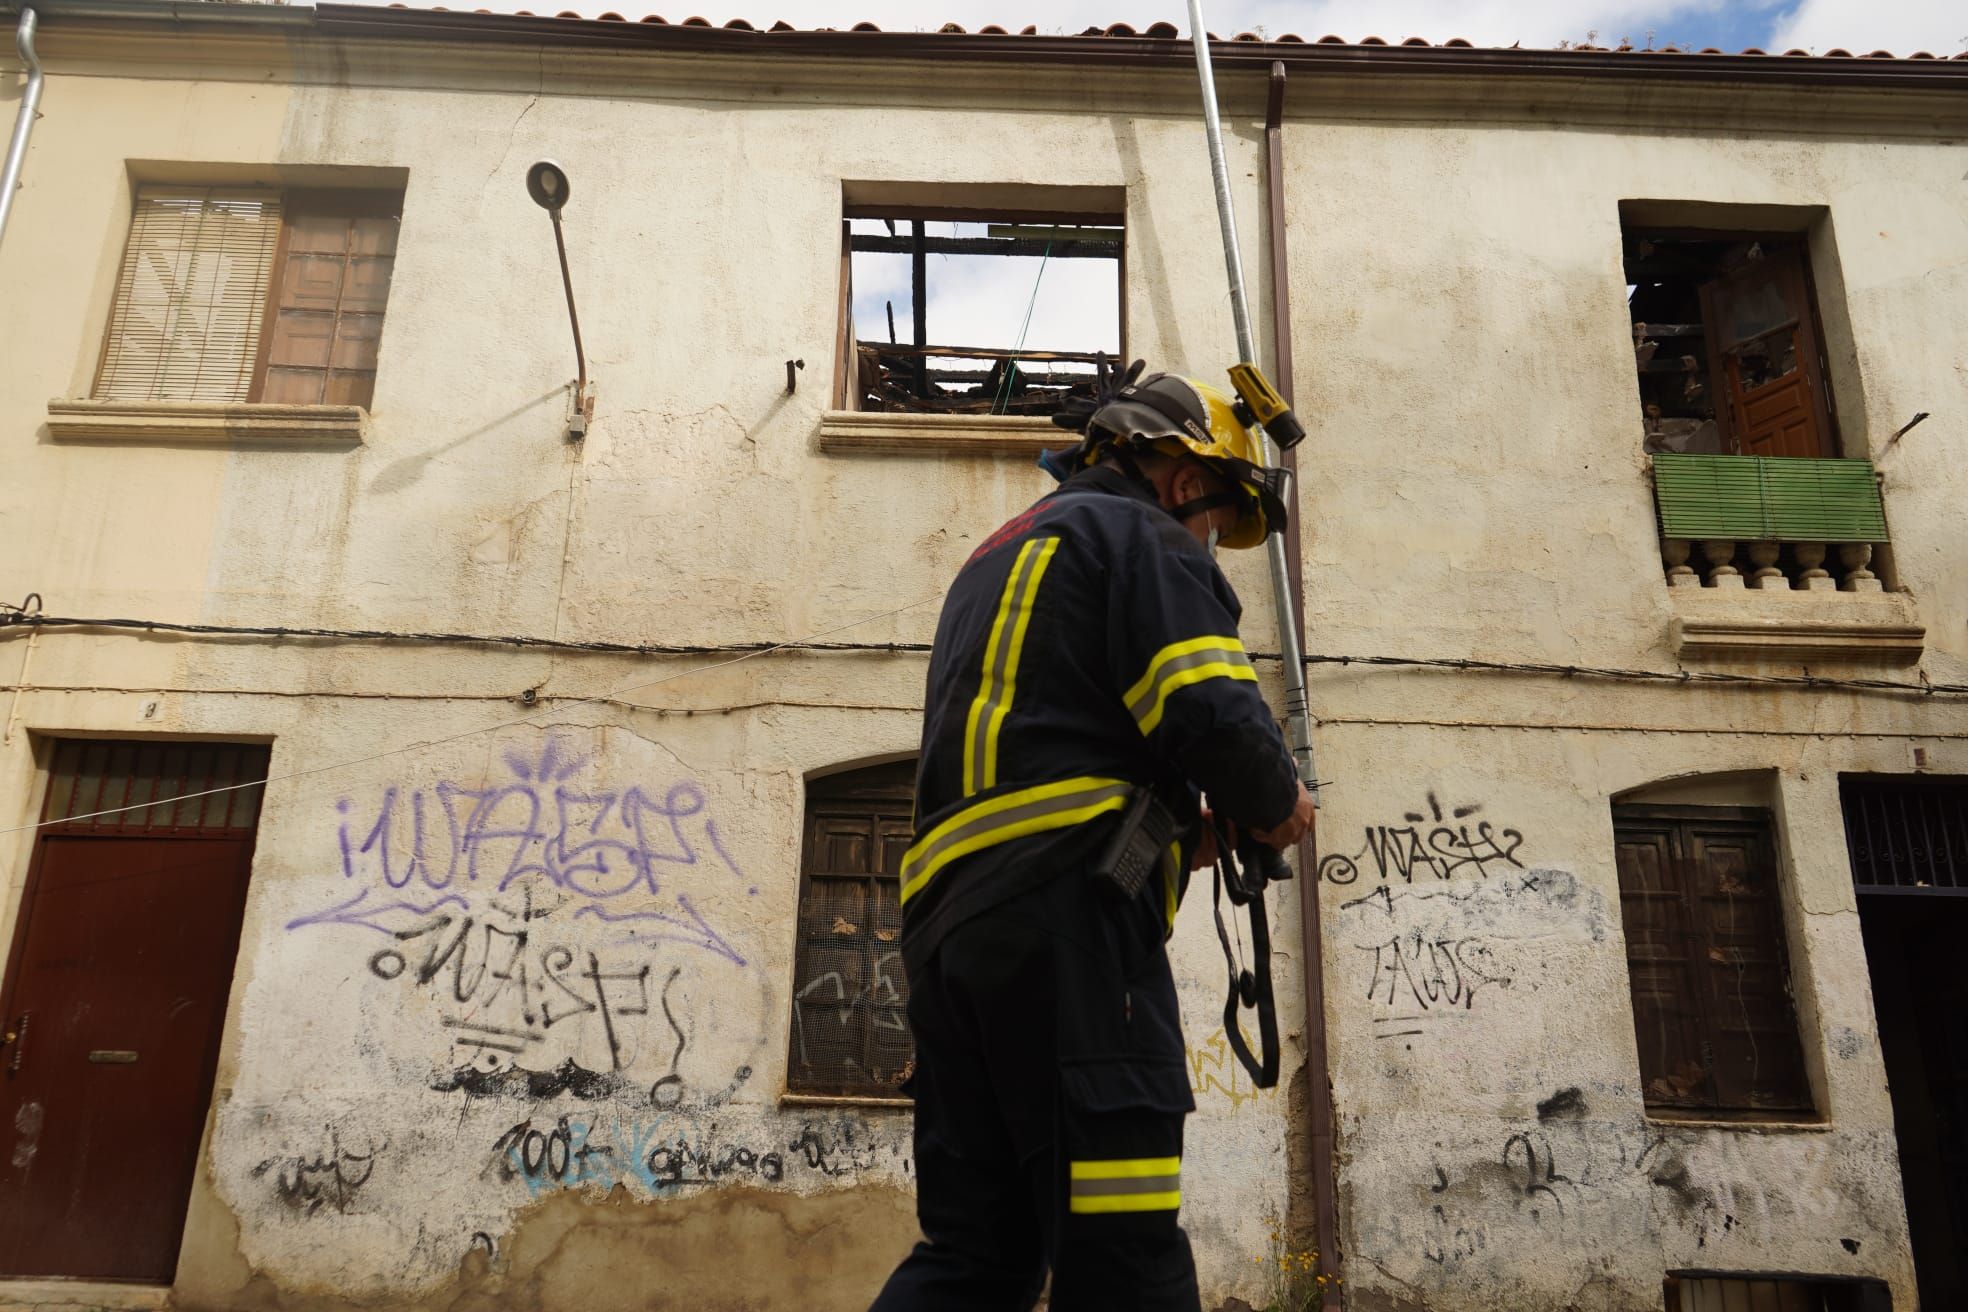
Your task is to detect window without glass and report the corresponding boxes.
[838,206,1122,416]
[786,760,915,1099]
[1623,228,1837,459]
[94,187,402,409]
[1611,805,1814,1116]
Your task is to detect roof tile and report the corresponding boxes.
[355,10,1968,66]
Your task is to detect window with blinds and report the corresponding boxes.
[96,189,284,403]
[93,186,401,409]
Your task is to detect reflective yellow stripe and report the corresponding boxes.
[1123,635,1235,708]
[963,537,1059,796]
[1070,1157,1181,1180]
[1070,1190,1183,1214]
[1124,635,1256,736]
[1068,1156,1182,1214]
[982,537,1059,790]
[1136,661,1258,735]
[898,776,1131,907]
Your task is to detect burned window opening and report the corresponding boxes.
[842,210,1122,417]
[1624,229,1838,460]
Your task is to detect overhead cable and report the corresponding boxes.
[6,609,1966,700]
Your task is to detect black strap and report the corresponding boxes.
[1208,821,1282,1089]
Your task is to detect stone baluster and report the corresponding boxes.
[1701,539,1743,588]
[1795,542,1836,592]
[1840,543,1883,592]
[1746,541,1788,590]
[1661,539,1700,588]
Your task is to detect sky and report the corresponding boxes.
[396,0,1968,55]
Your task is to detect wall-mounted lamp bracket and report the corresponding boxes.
[527,160,591,441]
[786,358,805,394]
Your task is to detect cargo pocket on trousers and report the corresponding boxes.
[1059,1056,1192,1232]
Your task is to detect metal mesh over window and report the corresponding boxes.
[787,761,915,1099]
[1842,775,1968,894]
[41,740,270,835]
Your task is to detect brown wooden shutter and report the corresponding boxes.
[95,189,283,402]
[1684,818,1812,1110]
[787,762,916,1099]
[1699,246,1833,459]
[1614,819,1715,1108]
[1614,807,1813,1115]
[259,193,400,408]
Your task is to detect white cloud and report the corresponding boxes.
[1767,0,1966,54]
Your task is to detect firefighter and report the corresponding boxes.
[870,364,1315,1311]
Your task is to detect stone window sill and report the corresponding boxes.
[1669,589,1924,664]
[779,1091,913,1111]
[46,399,367,446]
[1644,1109,1830,1133]
[818,410,1060,456]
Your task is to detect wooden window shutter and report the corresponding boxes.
[786,761,915,1099]
[1614,807,1814,1115]
[1699,246,1834,459]
[95,188,283,402]
[260,193,401,408]
[1684,820,1812,1110]
[1614,820,1714,1108]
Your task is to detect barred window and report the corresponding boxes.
[95,187,401,409]
[786,760,915,1100]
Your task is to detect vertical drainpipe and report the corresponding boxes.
[0,6,42,255]
[1265,59,1341,1307]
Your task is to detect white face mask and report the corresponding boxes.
[1205,524,1221,558]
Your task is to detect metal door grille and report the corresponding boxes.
[1842,775,1968,895]
[40,739,270,835]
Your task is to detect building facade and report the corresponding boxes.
[1,6,1965,1310]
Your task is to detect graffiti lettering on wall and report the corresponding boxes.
[1356,933,1509,1016]
[289,738,754,964]
[252,1126,387,1218]
[487,1113,903,1199]
[1338,870,1607,1040]
[285,738,762,1090]
[1187,1027,1277,1110]
[1318,792,1526,886]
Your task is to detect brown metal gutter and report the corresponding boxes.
[303,5,1968,91]
[1265,60,1340,1308]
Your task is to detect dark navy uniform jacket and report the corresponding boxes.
[900,463,1300,971]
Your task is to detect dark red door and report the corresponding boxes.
[0,740,266,1281]
[1698,246,1835,459]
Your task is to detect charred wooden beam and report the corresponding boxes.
[849,234,1121,260]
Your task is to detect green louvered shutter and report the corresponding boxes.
[1652,454,1886,544]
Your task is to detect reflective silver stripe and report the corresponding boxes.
[899,776,1132,906]
[1070,1174,1182,1197]
[1125,641,1243,723]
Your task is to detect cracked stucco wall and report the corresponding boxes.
[0,24,1964,1312]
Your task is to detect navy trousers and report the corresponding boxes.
[870,873,1200,1312]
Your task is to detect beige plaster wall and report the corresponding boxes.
[1,26,1964,1312]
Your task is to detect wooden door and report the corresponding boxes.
[0,741,266,1280]
[1699,247,1834,458]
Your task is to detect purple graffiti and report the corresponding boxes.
[290,740,750,964]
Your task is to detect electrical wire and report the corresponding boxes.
[8,610,1966,699]
[0,591,945,836]
[0,611,933,658]
[992,237,1053,416]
